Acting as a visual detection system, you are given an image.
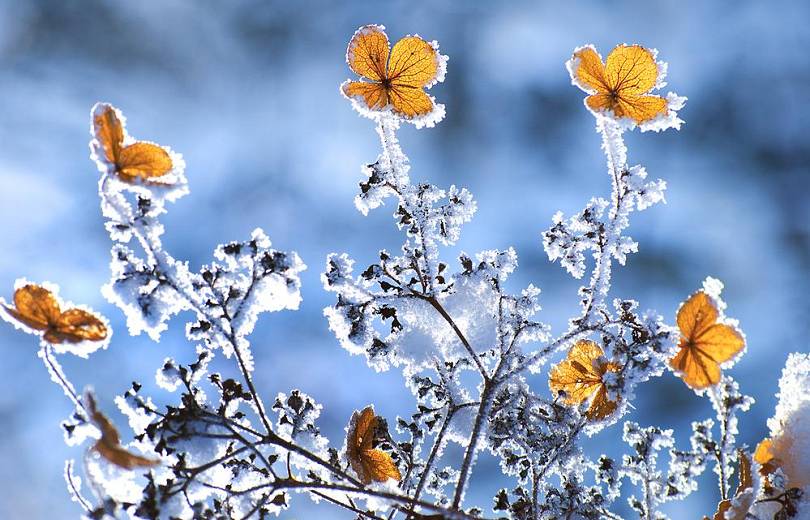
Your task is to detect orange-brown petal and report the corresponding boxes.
[94,439,160,470]
[677,292,719,344]
[573,46,610,93]
[549,340,606,405]
[9,285,61,330]
[614,94,668,124]
[693,323,745,365]
[346,25,389,82]
[604,45,659,96]
[586,385,619,420]
[343,81,389,111]
[585,93,615,114]
[93,104,125,164]
[388,36,440,88]
[116,142,173,181]
[388,85,434,119]
[670,344,721,390]
[54,308,108,343]
[362,448,401,483]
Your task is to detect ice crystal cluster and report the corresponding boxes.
[2,31,807,520]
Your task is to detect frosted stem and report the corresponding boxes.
[64,460,92,512]
[581,119,631,323]
[39,343,87,417]
[598,117,627,177]
[376,116,407,182]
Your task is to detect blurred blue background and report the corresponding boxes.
[1,1,808,518]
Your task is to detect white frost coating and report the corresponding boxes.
[625,165,667,211]
[324,247,515,373]
[325,112,482,372]
[588,305,678,436]
[613,236,638,266]
[707,377,754,490]
[102,244,190,341]
[89,102,189,203]
[155,357,183,391]
[433,41,448,85]
[98,168,196,341]
[598,118,627,174]
[156,345,213,402]
[650,48,668,90]
[362,481,401,512]
[115,392,157,437]
[620,422,680,517]
[0,278,111,358]
[63,420,98,448]
[173,418,232,468]
[101,148,305,351]
[84,453,143,505]
[543,198,609,279]
[354,116,414,215]
[763,352,810,489]
[639,92,687,133]
[273,391,330,482]
[399,262,501,367]
[750,479,810,519]
[409,98,447,130]
[701,276,726,310]
[216,228,306,338]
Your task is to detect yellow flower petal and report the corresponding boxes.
[573,46,610,93]
[605,45,659,96]
[346,25,389,83]
[343,81,389,111]
[389,36,440,88]
[389,85,434,119]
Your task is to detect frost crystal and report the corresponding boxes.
[765,353,810,489]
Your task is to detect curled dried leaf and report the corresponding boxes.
[346,405,401,485]
[3,284,107,344]
[86,392,160,470]
[548,340,619,420]
[92,103,173,183]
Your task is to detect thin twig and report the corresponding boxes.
[422,294,489,382]
[40,343,88,417]
[65,460,93,512]
[406,407,455,519]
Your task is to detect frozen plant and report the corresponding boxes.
[2,24,807,520]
